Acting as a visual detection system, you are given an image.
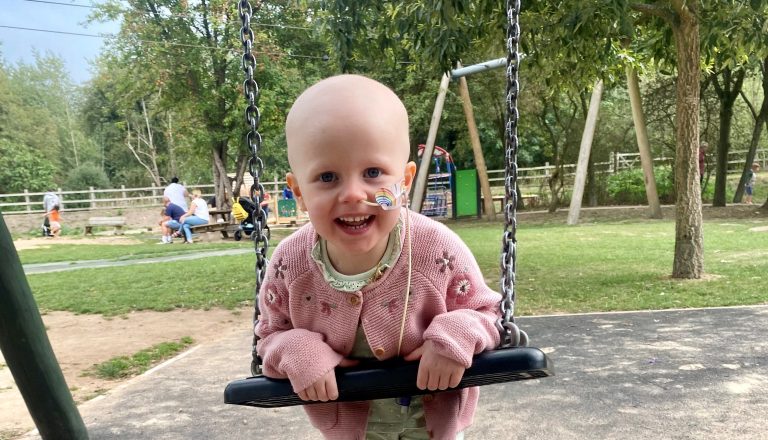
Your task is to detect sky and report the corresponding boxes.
[0,0,121,83]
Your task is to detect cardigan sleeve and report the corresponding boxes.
[422,230,502,368]
[254,245,344,393]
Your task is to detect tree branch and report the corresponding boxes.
[630,2,674,23]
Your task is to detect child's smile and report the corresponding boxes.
[336,215,375,231]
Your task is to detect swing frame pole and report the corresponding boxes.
[0,213,89,439]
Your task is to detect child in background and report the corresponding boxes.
[745,162,760,204]
[47,205,62,237]
[255,75,501,439]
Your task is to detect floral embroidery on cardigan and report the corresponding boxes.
[381,298,400,314]
[436,250,455,273]
[319,301,337,316]
[273,258,288,279]
[264,285,283,309]
[447,273,474,305]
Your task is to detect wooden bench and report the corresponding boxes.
[85,217,126,235]
[189,222,236,240]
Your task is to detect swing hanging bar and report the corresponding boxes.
[225,0,552,408]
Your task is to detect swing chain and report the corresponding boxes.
[498,0,528,349]
[239,0,269,376]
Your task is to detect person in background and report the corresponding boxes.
[164,177,189,211]
[46,204,62,238]
[282,185,294,200]
[179,189,210,243]
[42,190,60,237]
[159,196,186,243]
[745,162,760,204]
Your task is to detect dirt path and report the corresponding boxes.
[0,307,253,439]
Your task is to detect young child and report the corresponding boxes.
[255,75,501,439]
[47,205,62,237]
[745,162,760,204]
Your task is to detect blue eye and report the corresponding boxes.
[320,172,336,183]
[364,168,381,178]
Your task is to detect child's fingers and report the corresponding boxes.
[449,369,464,388]
[305,384,319,401]
[416,363,429,390]
[403,344,425,361]
[325,374,340,401]
[297,389,309,401]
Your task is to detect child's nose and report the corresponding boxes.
[338,179,369,204]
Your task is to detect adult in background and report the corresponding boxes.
[180,189,210,243]
[164,177,189,211]
[42,190,60,237]
[159,196,186,243]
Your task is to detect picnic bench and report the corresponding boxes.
[188,209,237,239]
[84,216,126,235]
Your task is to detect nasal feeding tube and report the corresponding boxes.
[359,183,407,210]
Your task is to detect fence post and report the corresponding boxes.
[89,186,96,209]
[57,188,64,210]
[121,185,127,204]
[23,190,31,213]
[544,162,550,177]
[608,152,614,173]
[151,186,159,205]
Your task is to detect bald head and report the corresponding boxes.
[286,75,410,169]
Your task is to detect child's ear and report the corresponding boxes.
[286,172,307,212]
[403,161,417,189]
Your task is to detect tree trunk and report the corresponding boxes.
[167,112,177,179]
[211,140,230,209]
[627,66,662,219]
[567,79,603,226]
[457,69,495,220]
[711,67,746,206]
[734,57,768,203]
[670,4,703,279]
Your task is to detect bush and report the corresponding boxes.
[606,166,675,205]
[65,163,111,190]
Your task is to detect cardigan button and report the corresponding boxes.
[348,295,361,306]
[373,347,386,356]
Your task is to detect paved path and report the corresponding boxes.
[21,304,768,440]
[22,249,253,274]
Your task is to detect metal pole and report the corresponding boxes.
[451,58,506,79]
[0,213,89,439]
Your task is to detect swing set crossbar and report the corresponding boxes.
[224,347,553,408]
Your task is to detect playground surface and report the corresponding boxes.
[13,304,768,440]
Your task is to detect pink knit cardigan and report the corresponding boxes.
[255,211,502,440]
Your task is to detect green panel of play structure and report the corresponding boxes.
[454,169,479,217]
[278,199,297,217]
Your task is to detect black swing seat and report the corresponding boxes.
[224,346,553,408]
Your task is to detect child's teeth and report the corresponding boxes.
[341,216,369,222]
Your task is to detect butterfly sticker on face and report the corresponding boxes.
[361,182,407,211]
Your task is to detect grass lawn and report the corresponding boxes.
[25,217,768,316]
[16,229,294,264]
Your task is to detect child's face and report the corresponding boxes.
[287,120,415,262]
[286,75,415,264]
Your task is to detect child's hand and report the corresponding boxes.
[404,341,465,391]
[297,358,359,402]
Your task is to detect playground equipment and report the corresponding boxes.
[417,144,454,218]
[225,0,553,408]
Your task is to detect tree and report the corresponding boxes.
[632,1,703,279]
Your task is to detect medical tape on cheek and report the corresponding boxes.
[360,183,407,210]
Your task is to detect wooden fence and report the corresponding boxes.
[1,148,764,214]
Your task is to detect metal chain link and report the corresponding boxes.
[238,0,270,376]
[498,0,528,348]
